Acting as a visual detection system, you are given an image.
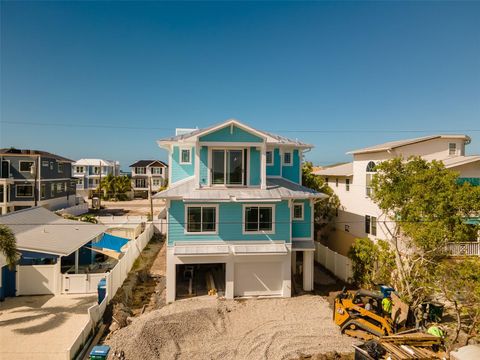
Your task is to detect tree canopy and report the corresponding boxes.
[0,225,19,270]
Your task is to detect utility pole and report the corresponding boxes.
[148,176,154,221]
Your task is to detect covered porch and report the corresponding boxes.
[291,239,315,292]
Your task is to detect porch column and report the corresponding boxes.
[1,184,7,214]
[74,249,79,274]
[166,248,176,303]
[303,251,314,291]
[225,258,234,299]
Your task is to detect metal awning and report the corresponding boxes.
[292,239,316,251]
[174,244,230,256]
[232,243,288,255]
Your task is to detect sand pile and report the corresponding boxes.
[106,295,358,360]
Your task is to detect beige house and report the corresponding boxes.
[315,135,480,256]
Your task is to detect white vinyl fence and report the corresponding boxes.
[446,242,480,256]
[314,242,353,283]
[57,203,89,216]
[96,215,167,234]
[64,223,154,359]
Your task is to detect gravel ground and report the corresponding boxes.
[106,295,358,360]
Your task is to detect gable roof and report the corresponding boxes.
[157,119,312,148]
[314,162,353,177]
[0,148,74,162]
[129,160,167,168]
[347,135,470,155]
[0,207,106,256]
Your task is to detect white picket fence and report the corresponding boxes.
[314,242,353,283]
[63,223,154,359]
[446,242,480,256]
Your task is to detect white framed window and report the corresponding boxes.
[92,166,100,175]
[449,143,457,156]
[42,160,49,167]
[293,203,304,221]
[56,183,63,192]
[151,167,162,175]
[50,162,53,170]
[185,205,218,234]
[346,178,350,191]
[365,215,377,236]
[152,179,161,187]
[180,148,192,164]
[75,166,85,173]
[41,184,46,198]
[283,151,292,166]
[266,151,273,166]
[16,184,33,197]
[243,205,275,234]
[77,178,84,186]
[58,163,64,173]
[19,161,34,172]
[135,167,146,174]
[51,183,55,195]
[211,148,246,186]
[366,161,376,197]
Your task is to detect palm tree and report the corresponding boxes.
[0,225,19,270]
[115,176,131,200]
[97,173,116,200]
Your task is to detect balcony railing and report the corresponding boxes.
[446,242,480,256]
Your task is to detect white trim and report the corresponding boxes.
[292,202,304,221]
[260,144,266,189]
[179,147,192,165]
[194,141,200,188]
[310,199,314,240]
[208,147,246,187]
[282,151,293,166]
[242,204,275,235]
[193,119,268,142]
[168,144,172,185]
[199,141,263,147]
[184,204,219,235]
[19,160,34,172]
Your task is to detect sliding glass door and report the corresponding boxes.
[211,149,245,186]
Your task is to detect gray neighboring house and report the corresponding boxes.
[130,160,168,197]
[0,148,76,215]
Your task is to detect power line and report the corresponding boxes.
[1,120,479,134]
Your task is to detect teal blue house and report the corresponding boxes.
[154,119,326,302]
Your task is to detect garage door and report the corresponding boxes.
[234,262,283,297]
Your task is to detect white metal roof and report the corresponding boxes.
[231,243,288,255]
[442,155,480,169]
[292,239,316,251]
[74,158,119,167]
[174,244,230,256]
[0,207,106,256]
[153,177,327,201]
[347,135,470,155]
[314,162,353,177]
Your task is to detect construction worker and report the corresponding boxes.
[382,295,392,315]
[427,324,445,339]
[365,299,374,312]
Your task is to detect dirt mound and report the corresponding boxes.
[106,296,358,360]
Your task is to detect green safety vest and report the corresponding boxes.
[382,298,392,314]
[427,326,444,337]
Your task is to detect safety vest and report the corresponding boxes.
[382,297,392,314]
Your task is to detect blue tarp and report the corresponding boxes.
[92,233,129,253]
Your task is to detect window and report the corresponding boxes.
[42,160,49,167]
[75,166,84,173]
[449,143,457,156]
[365,215,377,236]
[51,183,56,195]
[345,224,350,232]
[283,152,292,165]
[19,161,34,172]
[266,151,273,165]
[16,184,33,197]
[211,149,244,186]
[57,183,63,192]
[293,203,304,220]
[41,184,46,198]
[152,179,161,186]
[58,163,64,173]
[366,161,376,197]
[186,206,217,233]
[151,167,162,175]
[244,206,274,233]
[365,215,371,234]
[92,166,100,175]
[135,167,146,174]
[180,148,191,164]
[335,178,339,187]
[346,178,350,191]
[50,162,53,170]
[77,178,84,186]
[135,178,146,188]
[325,177,329,184]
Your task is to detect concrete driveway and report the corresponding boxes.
[0,294,96,360]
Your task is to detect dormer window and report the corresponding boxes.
[449,143,457,156]
[266,151,273,166]
[180,148,191,164]
[283,152,292,165]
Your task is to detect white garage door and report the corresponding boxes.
[234,262,283,297]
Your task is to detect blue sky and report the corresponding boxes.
[1,1,479,170]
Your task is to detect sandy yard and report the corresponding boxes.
[106,294,358,360]
[99,199,165,216]
[0,294,97,360]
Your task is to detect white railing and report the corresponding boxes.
[446,242,480,256]
[314,242,353,283]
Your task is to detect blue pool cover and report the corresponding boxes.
[92,233,129,253]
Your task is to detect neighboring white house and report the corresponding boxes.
[315,135,480,256]
[129,160,168,198]
[73,159,120,198]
